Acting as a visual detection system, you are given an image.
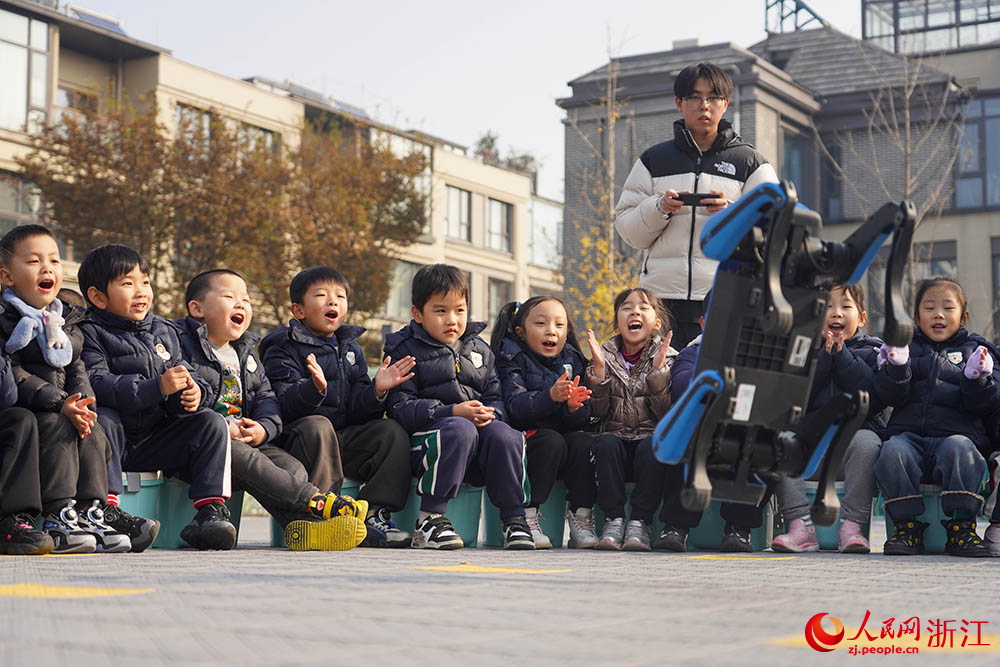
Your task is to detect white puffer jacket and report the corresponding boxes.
[615,119,778,301]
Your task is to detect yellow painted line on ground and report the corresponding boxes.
[0,553,98,558]
[411,562,570,574]
[687,554,796,561]
[0,584,154,598]
[768,630,1000,653]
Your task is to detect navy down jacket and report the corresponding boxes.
[79,309,209,441]
[808,334,888,437]
[259,319,384,431]
[383,320,504,433]
[495,336,590,433]
[175,316,282,442]
[0,355,18,409]
[875,328,1000,450]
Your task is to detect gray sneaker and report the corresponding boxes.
[623,519,651,551]
[524,507,552,549]
[566,508,599,549]
[596,516,625,551]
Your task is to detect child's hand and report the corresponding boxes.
[472,406,495,428]
[566,376,592,412]
[877,343,909,368]
[454,400,493,426]
[653,331,674,370]
[61,393,96,437]
[824,331,843,354]
[179,376,200,412]
[235,417,267,446]
[306,354,327,394]
[374,355,416,399]
[964,345,994,380]
[160,365,190,396]
[549,371,574,403]
[587,329,606,380]
[228,420,242,440]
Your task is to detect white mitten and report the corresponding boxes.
[964,345,994,380]
[878,343,909,367]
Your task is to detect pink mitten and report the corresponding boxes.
[878,343,909,367]
[964,345,994,380]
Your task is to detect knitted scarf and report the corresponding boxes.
[2,290,72,368]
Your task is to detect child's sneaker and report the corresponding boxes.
[103,503,160,553]
[412,514,463,550]
[0,514,54,555]
[883,519,927,555]
[985,522,1000,557]
[653,525,688,552]
[596,516,625,551]
[623,519,651,551]
[77,501,131,553]
[524,507,551,549]
[360,507,410,548]
[502,515,536,550]
[771,518,819,553]
[720,522,752,552]
[566,508,599,549]
[42,501,96,554]
[180,502,237,550]
[285,515,367,551]
[838,518,870,554]
[308,493,367,521]
[942,518,991,557]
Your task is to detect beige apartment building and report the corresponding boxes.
[0,0,562,336]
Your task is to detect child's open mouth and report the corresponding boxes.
[324,310,339,323]
[627,321,643,332]
[230,312,245,326]
[541,340,557,351]
[932,323,947,332]
[828,323,844,334]
[131,301,147,312]
[38,279,54,290]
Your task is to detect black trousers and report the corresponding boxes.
[0,407,41,517]
[661,298,703,349]
[231,440,318,528]
[37,412,109,515]
[524,429,596,511]
[276,416,342,495]
[593,435,676,523]
[660,463,772,529]
[100,408,232,500]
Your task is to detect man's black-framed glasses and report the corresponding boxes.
[681,95,727,107]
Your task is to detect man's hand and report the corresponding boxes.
[61,393,95,437]
[658,189,685,215]
[374,355,416,399]
[587,329,606,381]
[652,331,674,370]
[179,377,200,412]
[160,365,191,396]
[234,417,267,446]
[306,353,327,394]
[703,190,730,214]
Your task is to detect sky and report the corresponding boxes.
[73,0,863,200]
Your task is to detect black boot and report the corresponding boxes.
[180,502,236,551]
[942,518,991,558]
[884,519,928,555]
[720,522,752,552]
[653,525,688,552]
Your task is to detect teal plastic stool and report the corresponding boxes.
[155,478,244,549]
[117,472,163,521]
[395,479,483,547]
[883,484,989,554]
[687,498,774,551]
[483,482,568,548]
[269,481,362,548]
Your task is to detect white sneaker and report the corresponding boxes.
[524,507,552,549]
[985,522,1000,557]
[412,514,463,550]
[566,507,599,549]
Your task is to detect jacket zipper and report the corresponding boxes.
[685,128,704,302]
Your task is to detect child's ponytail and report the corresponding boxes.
[490,301,520,360]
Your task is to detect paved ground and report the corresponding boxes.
[1,516,998,667]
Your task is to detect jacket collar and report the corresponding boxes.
[287,318,364,348]
[87,307,153,335]
[407,320,487,348]
[500,335,583,370]
[913,327,970,349]
[673,118,739,157]
[180,315,260,360]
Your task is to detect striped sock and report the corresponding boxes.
[106,494,119,507]
[193,497,225,510]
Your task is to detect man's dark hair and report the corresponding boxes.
[290,266,351,305]
[411,263,468,311]
[673,63,734,100]
[0,224,56,265]
[77,244,150,307]
[185,269,245,315]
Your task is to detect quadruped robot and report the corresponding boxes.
[652,180,916,525]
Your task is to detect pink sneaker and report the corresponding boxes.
[772,518,819,553]
[838,518,870,554]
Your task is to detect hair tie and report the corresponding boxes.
[514,301,522,315]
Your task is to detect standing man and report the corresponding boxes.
[615,63,778,348]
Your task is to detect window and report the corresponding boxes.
[0,8,48,133]
[239,122,280,155]
[956,97,1000,210]
[530,198,562,269]
[488,278,513,324]
[992,237,1000,342]
[0,173,41,234]
[488,198,513,252]
[175,103,212,146]
[781,129,817,209]
[54,85,98,127]
[820,143,842,221]
[866,240,957,334]
[446,185,471,241]
[383,260,419,322]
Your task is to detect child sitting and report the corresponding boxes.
[492,297,600,548]
[770,284,885,554]
[0,225,130,553]
[260,266,413,548]
[384,264,533,550]
[0,352,55,555]
[585,287,677,551]
[78,244,236,550]
[178,269,367,550]
[874,277,994,557]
